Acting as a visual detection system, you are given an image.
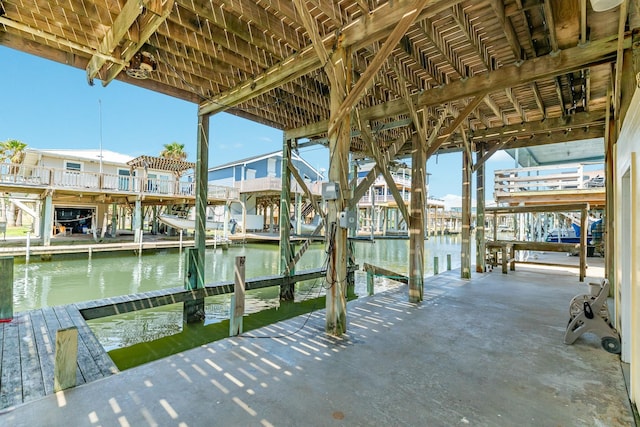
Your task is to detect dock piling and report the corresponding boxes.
[434,256,439,275]
[230,256,246,336]
[366,270,374,296]
[54,326,78,392]
[447,254,452,271]
[26,232,30,263]
[0,257,13,321]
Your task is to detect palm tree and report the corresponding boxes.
[160,142,187,161]
[0,139,27,168]
[0,139,27,225]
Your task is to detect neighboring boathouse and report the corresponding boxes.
[0,0,639,423]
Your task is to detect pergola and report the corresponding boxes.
[0,0,634,335]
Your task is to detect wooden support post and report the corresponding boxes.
[325,44,350,335]
[447,254,452,271]
[279,138,295,301]
[111,203,117,237]
[475,145,486,273]
[0,257,13,321]
[25,232,30,263]
[54,327,78,392]
[366,270,374,296]
[579,206,588,282]
[434,256,439,275]
[183,247,204,323]
[133,198,142,245]
[41,192,53,247]
[605,85,616,287]
[295,192,302,236]
[194,113,209,289]
[409,132,425,302]
[461,146,472,279]
[230,256,246,336]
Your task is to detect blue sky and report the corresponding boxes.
[0,46,515,201]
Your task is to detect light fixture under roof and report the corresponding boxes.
[590,0,624,12]
[126,51,157,79]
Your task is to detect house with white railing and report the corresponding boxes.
[0,148,237,241]
[353,162,447,237]
[207,151,324,232]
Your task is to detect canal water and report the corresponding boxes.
[12,236,466,369]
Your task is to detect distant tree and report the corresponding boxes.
[0,139,27,226]
[160,142,187,161]
[0,139,27,166]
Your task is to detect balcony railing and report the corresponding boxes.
[494,163,605,196]
[0,162,239,200]
[234,176,322,195]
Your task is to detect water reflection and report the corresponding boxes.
[11,236,465,367]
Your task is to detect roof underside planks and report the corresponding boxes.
[0,0,628,159]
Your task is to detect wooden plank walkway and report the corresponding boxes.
[0,266,358,410]
[0,305,119,409]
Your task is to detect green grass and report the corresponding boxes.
[3,226,33,237]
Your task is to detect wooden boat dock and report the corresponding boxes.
[0,266,348,409]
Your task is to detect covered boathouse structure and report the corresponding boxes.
[1,0,640,418]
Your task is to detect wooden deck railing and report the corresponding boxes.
[494,162,604,196]
[0,163,239,200]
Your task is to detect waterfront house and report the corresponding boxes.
[0,148,235,242]
[207,150,324,232]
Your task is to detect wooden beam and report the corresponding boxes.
[357,115,410,222]
[543,0,559,53]
[470,110,605,140]
[488,0,523,62]
[409,132,425,301]
[487,203,590,214]
[461,143,472,279]
[102,1,175,85]
[0,16,126,66]
[288,162,326,220]
[292,0,334,84]
[303,35,627,133]
[199,0,463,116]
[392,64,428,143]
[500,126,604,150]
[349,136,407,208]
[329,0,431,134]
[86,0,151,84]
[427,95,485,158]
[614,0,629,133]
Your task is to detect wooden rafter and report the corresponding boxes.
[102,0,175,86]
[488,0,523,63]
[328,0,431,134]
[349,135,408,208]
[427,95,485,158]
[86,0,152,84]
[199,0,463,116]
[356,114,410,222]
[470,110,605,141]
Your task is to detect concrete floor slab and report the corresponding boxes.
[0,267,634,426]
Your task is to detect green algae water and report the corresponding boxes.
[11,237,466,369]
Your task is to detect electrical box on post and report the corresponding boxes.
[322,182,340,200]
[339,209,357,230]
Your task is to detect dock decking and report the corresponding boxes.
[0,266,352,409]
[0,305,118,409]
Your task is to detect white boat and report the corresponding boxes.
[158,214,237,233]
